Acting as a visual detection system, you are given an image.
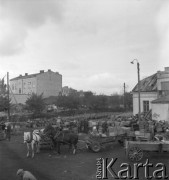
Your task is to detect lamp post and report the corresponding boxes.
[7,72,10,121]
[131,59,141,122]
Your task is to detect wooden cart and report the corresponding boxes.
[85,133,135,153]
[125,140,169,162]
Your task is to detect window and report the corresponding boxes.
[143,101,149,113]
[19,88,21,94]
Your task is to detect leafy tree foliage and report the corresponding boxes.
[0,78,6,95]
[124,92,133,110]
[0,96,10,112]
[44,88,133,113]
[56,94,80,110]
[25,93,45,114]
[0,78,10,112]
[54,90,132,112]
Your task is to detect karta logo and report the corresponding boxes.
[96,158,168,179]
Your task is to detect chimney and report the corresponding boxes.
[48,69,51,72]
[19,74,22,77]
[25,73,28,76]
[164,67,169,72]
[40,70,44,73]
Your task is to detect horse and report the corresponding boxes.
[23,129,43,158]
[43,125,78,155]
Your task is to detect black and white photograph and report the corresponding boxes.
[0,0,169,179]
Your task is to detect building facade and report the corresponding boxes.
[132,67,169,118]
[10,69,62,104]
[62,86,77,96]
[151,95,169,121]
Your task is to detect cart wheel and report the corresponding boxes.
[128,147,143,162]
[91,142,101,153]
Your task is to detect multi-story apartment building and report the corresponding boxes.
[10,69,62,104]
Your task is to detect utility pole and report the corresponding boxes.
[137,62,141,122]
[131,59,141,122]
[7,72,10,121]
[123,83,126,111]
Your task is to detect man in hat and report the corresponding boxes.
[16,169,37,180]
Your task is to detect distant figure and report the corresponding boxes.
[1,122,6,131]
[56,116,62,128]
[102,121,108,134]
[16,169,37,180]
[5,123,11,141]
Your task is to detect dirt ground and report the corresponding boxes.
[1,133,169,180]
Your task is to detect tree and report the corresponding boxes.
[0,78,10,112]
[83,91,94,109]
[25,93,45,114]
[56,94,80,110]
[108,93,121,108]
[0,78,6,95]
[125,92,133,110]
[0,95,10,112]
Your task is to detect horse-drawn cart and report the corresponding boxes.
[125,140,169,162]
[39,135,54,150]
[85,132,135,153]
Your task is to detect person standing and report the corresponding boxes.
[5,123,11,141]
[16,169,37,180]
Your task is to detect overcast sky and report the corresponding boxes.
[0,0,169,95]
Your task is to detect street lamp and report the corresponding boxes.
[131,59,141,122]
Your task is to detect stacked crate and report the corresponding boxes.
[137,120,151,141]
[156,123,163,133]
[139,120,149,133]
[108,127,117,137]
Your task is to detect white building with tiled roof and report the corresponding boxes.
[10,69,62,104]
[132,67,169,119]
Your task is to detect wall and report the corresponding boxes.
[22,77,37,94]
[132,92,157,115]
[36,71,62,98]
[10,94,30,104]
[10,70,62,101]
[152,103,169,121]
[10,77,37,94]
[10,79,22,94]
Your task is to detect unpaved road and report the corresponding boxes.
[1,135,169,180]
